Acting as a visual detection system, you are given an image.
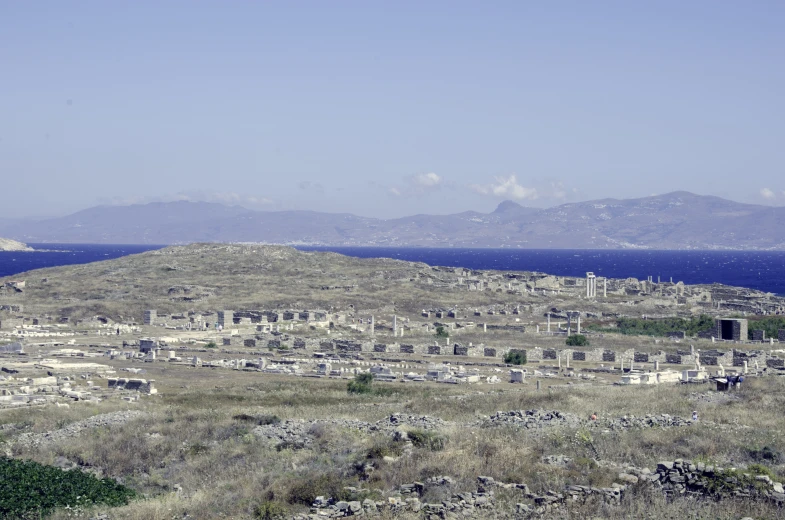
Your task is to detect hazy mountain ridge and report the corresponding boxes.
[1,192,783,249]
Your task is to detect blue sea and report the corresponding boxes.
[1,244,784,296]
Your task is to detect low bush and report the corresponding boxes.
[347,373,374,394]
[285,473,348,505]
[233,413,281,426]
[253,501,287,519]
[407,429,446,451]
[749,445,782,463]
[566,334,589,346]
[0,456,136,518]
[504,350,527,365]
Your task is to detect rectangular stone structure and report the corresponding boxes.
[602,351,616,362]
[715,318,748,341]
[484,347,497,357]
[293,338,306,349]
[319,341,334,351]
[400,344,415,354]
[218,310,234,328]
[634,352,649,363]
[373,344,387,353]
[665,354,682,364]
[454,345,469,356]
[701,356,718,366]
[244,339,257,348]
[751,329,766,341]
[780,329,785,342]
[143,310,157,325]
[428,345,442,355]
[222,337,232,346]
[572,351,586,361]
[543,349,557,360]
[766,358,785,368]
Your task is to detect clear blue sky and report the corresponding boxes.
[2,1,784,218]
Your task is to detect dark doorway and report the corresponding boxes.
[720,320,734,340]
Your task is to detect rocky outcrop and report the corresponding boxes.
[480,409,693,431]
[13,411,146,448]
[294,459,785,518]
[0,238,32,251]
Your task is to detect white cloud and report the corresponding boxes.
[388,172,445,197]
[413,172,442,187]
[761,187,776,200]
[470,175,538,201]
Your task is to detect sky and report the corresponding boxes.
[2,1,784,219]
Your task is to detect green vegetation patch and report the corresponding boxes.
[504,349,527,365]
[746,316,785,340]
[565,334,589,346]
[589,315,714,337]
[407,428,447,451]
[0,456,136,518]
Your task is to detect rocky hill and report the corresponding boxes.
[0,237,32,251]
[1,192,783,249]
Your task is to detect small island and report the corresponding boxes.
[0,237,33,251]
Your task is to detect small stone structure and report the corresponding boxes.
[218,310,234,328]
[715,318,748,341]
[143,309,157,325]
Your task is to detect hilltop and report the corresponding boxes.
[1,243,781,325]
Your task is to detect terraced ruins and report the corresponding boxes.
[2,244,785,519]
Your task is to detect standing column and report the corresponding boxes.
[567,314,571,336]
[603,278,607,298]
[547,314,551,333]
[392,315,397,336]
[370,316,375,336]
[577,315,581,334]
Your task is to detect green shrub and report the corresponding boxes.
[0,456,136,518]
[233,413,281,426]
[347,373,374,394]
[747,463,777,480]
[407,429,446,451]
[285,474,347,505]
[504,350,527,365]
[749,446,782,463]
[435,326,449,338]
[254,501,287,520]
[566,334,589,346]
[205,341,217,349]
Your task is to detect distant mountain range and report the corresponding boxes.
[1,191,784,249]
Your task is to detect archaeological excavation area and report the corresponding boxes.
[2,244,785,518]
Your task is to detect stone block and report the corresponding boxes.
[666,354,681,364]
[767,358,785,368]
